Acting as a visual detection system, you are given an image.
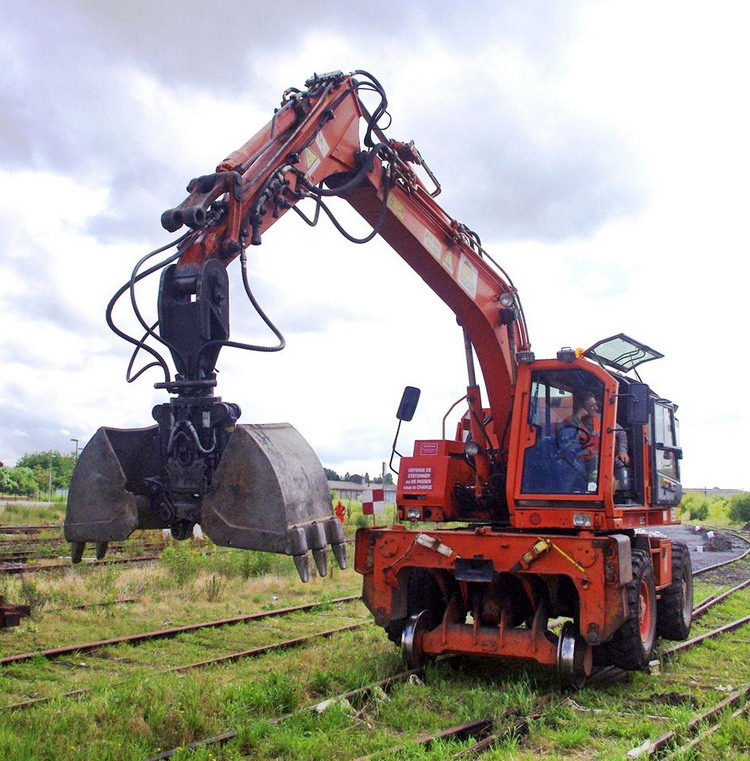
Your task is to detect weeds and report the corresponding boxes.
[19,576,48,614]
[204,574,224,602]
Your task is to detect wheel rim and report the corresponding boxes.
[556,622,592,689]
[401,610,434,669]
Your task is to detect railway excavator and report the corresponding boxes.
[65,70,691,685]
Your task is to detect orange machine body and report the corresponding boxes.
[68,71,689,681]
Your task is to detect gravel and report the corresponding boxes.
[639,524,749,574]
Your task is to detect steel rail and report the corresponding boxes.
[1,621,370,713]
[140,667,424,761]
[626,683,750,758]
[0,525,62,534]
[0,554,162,575]
[0,594,361,666]
[691,576,750,618]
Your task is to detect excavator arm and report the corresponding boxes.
[65,71,529,579]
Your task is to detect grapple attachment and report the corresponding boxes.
[64,421,346,581]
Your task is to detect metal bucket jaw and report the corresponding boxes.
[64,422,346,581]
[201,423,347,581]
[65,425,165,542]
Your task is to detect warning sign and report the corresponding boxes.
[442,250,455,272]
[402,466,434,492]
[423,229,442,260]
[457,254,478,298]
[387,194,405,220]
[303,147,320,174]
[315,131,330,159]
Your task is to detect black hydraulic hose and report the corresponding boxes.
[310,183,391,245]
[125,234,195,372]
[195,249,285,362]
[351,70,388,148]
[105,236,191,383]
[295,143,390,198]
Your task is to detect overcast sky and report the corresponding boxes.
[1,1,748,488]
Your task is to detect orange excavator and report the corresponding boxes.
[65,71,690,684]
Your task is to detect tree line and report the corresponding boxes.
[324,468,393,485]
[0,453,394,498]
[0,451,77,498]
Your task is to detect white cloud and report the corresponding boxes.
[0,1,748,490]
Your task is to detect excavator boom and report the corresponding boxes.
[65,71,528,578]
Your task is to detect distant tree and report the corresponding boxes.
[0,466,37,496]
[324,467,342,481]
[16,451,77,491]
[0,467,15,493]
[728,493,750,524]
[383,472,394,485]
[364,471,370,485]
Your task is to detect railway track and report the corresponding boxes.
[73,535,750,760]
[0,525,62,535]
[2,530,748,759]
[0,594,362,668]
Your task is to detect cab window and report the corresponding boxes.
[521,370,604,495]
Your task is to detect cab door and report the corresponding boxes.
[651,400,682,505]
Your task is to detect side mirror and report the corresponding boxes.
[396,386,421,422]
[626,382,650,425]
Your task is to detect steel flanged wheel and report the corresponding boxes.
[401,609,435,670]
[556,621,593,688]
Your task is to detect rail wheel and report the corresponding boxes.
[597,549,657,670]
[401,609,435,669]
[556,621,593,688]
[657,540,693,640]
[386,569,446,646]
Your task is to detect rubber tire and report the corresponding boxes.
[656,541,693,641]
[601,549,657,671]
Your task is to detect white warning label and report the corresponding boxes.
[457,253,478,298]
[423,229,442,260]
[315,131,330,158]
[403,466,434,491]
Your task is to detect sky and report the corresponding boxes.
[1,1,748,488]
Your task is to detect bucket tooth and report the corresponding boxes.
[70,541,86,564]
[324,518,347,570]
[95,542,109,560]
[312,548,329,578]
[331,542,347,570]
[293,554,311,583]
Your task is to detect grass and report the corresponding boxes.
[2,498,750,759]
[0,501,65,525]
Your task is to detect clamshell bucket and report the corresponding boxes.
[201,423,347,581]
[64,422,346,581]
[65,425,165,544]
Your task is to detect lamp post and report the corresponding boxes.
[47,453,53,503]
[70,438,81,459]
